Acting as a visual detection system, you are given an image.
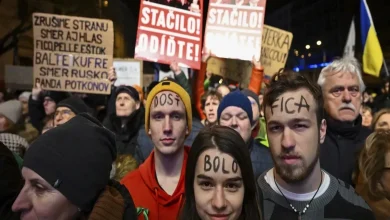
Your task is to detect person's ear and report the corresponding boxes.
[319,119,327,143]
[185,126,189,135]
[136,101,141,110]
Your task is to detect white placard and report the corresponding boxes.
[113,59,143,87]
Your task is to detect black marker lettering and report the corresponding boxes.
[285,97,295,114]
[175,94,180,106]
[232,160,238,173]
[222,158,229,174]
[271,98,279,115]
[153,96,158,108]
[295,95,310,113]
[213,156,220,173]
[204,155,212,172]
[167,93,173,105]
[159,94,167,106]
[280,97,284,112]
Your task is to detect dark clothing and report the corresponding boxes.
[373,93,390,112]
[257,170,375,220]
[28,96,46,132]
[0,142,22,220]
[320,113,371,186]
[249,138,274,179]
[135,117,204,165]
[103,107,145,156]
[88,180,137,220]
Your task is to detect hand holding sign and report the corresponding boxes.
[252,55,262,70]
[170,61,182,75]
[108,67,117,84]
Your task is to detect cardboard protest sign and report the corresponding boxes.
[32,13,114,94]
[261,25,293,76]
[134,0,204,70]
[204,0,266,61]
[206,57,252,84]
[113,59,143,87]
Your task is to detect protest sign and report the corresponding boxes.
[261,25,293,76]
[158,67,189,81]
[134,0,204,70]
[113,59,143,87]
[206,57,251,83]
[32,13,114,94]
[204,0,266,61]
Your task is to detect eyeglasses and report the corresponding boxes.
[54,109,74,117]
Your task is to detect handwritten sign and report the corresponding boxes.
[32,13,114,94]
[113,59,143,87]
[204,0,267,61]
[134,0,204,69]
[261,25,293,76]
[158,67,189,81]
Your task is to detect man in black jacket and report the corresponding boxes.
[317,57,371,186]
[0,142,22,220]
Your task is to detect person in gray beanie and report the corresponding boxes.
[0,100,22,132]
[12,113,137,220]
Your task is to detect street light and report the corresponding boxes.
[316,40,322,46]
[305,45,310,49]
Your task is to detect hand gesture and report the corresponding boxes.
[170,61,182,75]
[252,55,261,70]
[32,83,43,101]
[108,67,117,84]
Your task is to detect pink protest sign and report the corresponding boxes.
[204,0,266,61]
[135,0,204,70]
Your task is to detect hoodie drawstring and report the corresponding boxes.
[136,207,150,220]
[155,188,160,220]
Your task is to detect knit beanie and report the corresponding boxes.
[217,90,253,125]
[241,89,260,112]
[145,80,192,133]
[0,100,22,124]
[18,91,31,102]
[115,86,140,102]
[57,96,91,115]
[42,91,69,104]
[23,113,116,212]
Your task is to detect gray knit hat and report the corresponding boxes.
[0,100,22,124]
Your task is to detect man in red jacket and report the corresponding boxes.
[121,80,192,220]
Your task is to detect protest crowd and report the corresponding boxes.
[1,0,390,220]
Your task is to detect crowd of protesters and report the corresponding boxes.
[1,55,390,220]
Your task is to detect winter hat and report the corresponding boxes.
[23,113,116,212]
[241,89,260,112]
[217,90,253,125]
[57,96,91,115]
[42,91,69,104]
[18,92,31,102]
[0,100,22,124]
[145,80,192,134]
[115,86,140,102]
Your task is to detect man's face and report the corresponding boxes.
[265,88,326,183]
[115,93,140,117]
[204,95,219,123]
[54,107,76,127]
[323,72,361,122]
[219,106,252,143]
[361,109,373,127]
[148,91,188,155]
[43,97,56,115]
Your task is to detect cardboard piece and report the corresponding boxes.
[261,25,293,76]
[113,59,143,87]
[134,0,204,70]
[32,13,114,94]
[204,0,267,61]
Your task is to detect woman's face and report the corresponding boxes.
[12,167,79,220]
[362,110,373,127]
[204,96,220,123]
[194,148,244,220]
[0,115,9,132]
[380,152,390,199]
[375,113,390,131]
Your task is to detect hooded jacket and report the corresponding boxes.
[88,180,137,220]
[121,147,190,220]
[103,105,145,156]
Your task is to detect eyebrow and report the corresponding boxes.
[268,118,310,124]
[196,174,243,182]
